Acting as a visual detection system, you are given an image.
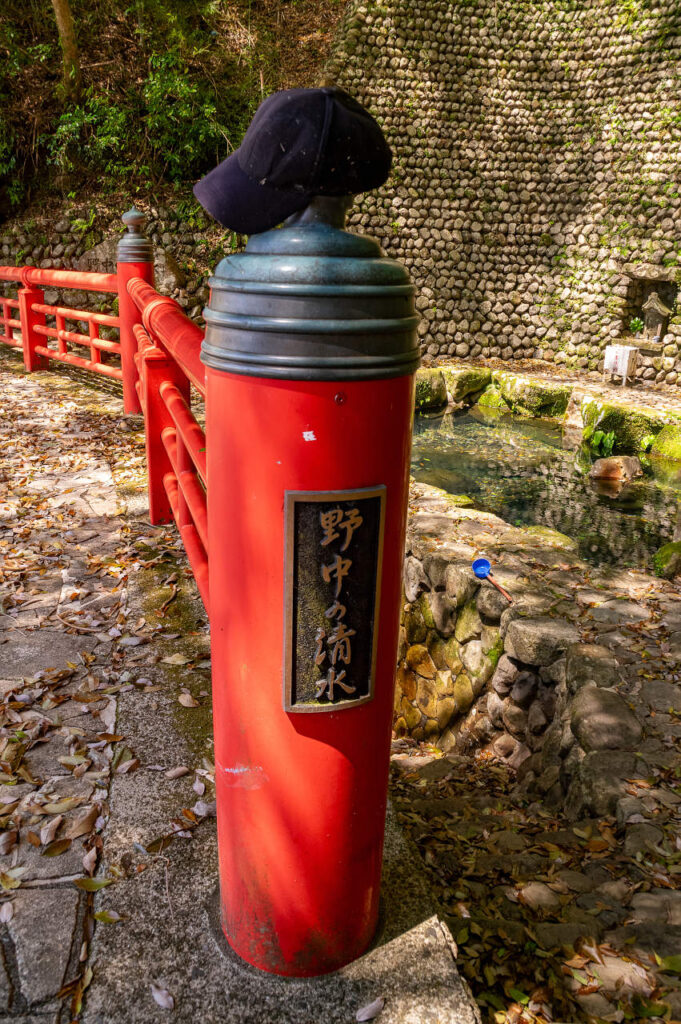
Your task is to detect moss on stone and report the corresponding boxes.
[651,424,681,462]
[523,525,577,550]
[441,365,491,403]
[581,398,670,454]
[476,384,507,410]
[494,372,570,419]
[453,673,474,714]
[415,368,447,412]
[653,541,681,579]
[454,599,482,643]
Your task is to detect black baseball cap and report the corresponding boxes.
[193,86,392,235]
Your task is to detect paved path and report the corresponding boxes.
[0,349,479,1023]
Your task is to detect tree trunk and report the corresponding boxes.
[50,0,81,102]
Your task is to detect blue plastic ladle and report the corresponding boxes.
[472,558,513,602]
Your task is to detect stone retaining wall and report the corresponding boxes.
[327,0,681,383]
[398,482,648,820]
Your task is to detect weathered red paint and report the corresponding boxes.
[18,286,48,371]
[117,259,154,414]
[206,369,415,976]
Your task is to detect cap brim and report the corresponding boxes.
[193,151,312,235]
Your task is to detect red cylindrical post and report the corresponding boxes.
[202,198,419,976]
[117,208,154,415]
[18,282,48,371]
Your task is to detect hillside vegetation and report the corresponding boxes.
[0,0,345,222]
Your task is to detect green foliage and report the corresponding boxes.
[590,429,616,456]
[630,316,644,334]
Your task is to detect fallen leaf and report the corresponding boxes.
[150,983,175,1010]
[0,831,18,856]
[42,838,73,857]
[74,877,113,892]
[178,693,199,708]
[356,996,385,1021]
[94,910,123,924]
[165,766,189,780]
[66,805,99,840]
[0,901,13,923]
[161,654,190,666]
[116,758,140,774]
[82,847,97,876]
[40,815,64,846]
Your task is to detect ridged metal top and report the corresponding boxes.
[117,208,154,264]
[200,200,420,381]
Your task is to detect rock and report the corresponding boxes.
[504,617,578,667]
[565,643,619,694]
[430,637,463,675]
[415,368,448,411]
[404,556,429,602]
[491,655,520,696]
[640,678,681,712]
[630,890,681,926]
[444,565,478,608]
[653,540,681,579]
[534,922,592,949]
[496,372,570,419]
[453,674,475,713]
[405,645,437,679]
[651,423,681,461]
[475,384,507,410]
[510,671,538,707]
[76,234,185,292]
[581,397,665,454]
[522,525,577,551]
[518,881,561,912]
[502,700,527,738]
[587,599,649,624]
[9,888,79,1004]
[492,733,517,759]
[570,686,642,752]
[476,584,509,621]
[454,600,482,643]
[403,602,427,644]
[487,690,505,729]
[624,823,664,855]
[564,750,645,819]
[396,664,418,701]
[425,592,458,635]
[588,456,643,481]
[527,703,549,735]
[461,640,494,691]
[441,365,491,402]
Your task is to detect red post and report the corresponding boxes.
[201,199,420,976]
[18,280,48,371]
[139,345,190,525]
[117,208,154,415]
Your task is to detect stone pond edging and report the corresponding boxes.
[396,480,655,822]
[416,362,681,462]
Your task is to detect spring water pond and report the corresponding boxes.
[412,407,681,570]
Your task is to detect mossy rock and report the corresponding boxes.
[523,525,577,551]
[476,384,507,410]
[441,365,491,403]
[454,599,482,643]
[652,424,681,462]
[415,368,447,412]
[436,697,457,731]
[649,454,681,489]
[400,697,422,731]
[453,673,474,714]
[446,494,474,508]
[581,398,667,454]
[495,372,570,419]
[653,541,681,579]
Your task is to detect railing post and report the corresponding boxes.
[117,208,154,415]
[140,346,190,525]
[18,275,48,371]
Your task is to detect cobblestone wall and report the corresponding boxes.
[327,0,681,382]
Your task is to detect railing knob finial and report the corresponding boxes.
[118,208,153,264]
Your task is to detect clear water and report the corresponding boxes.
[411,407,681,570]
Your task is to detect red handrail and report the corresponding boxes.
[0,266,118,293]
[127,277,205,395]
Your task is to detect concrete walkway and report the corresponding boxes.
[0,348,479,1023]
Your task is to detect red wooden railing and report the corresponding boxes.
[0,209,209,612]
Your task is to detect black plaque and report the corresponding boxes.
[284,487,386,712]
